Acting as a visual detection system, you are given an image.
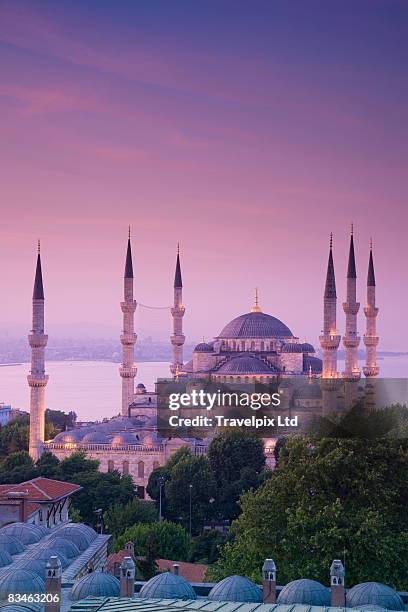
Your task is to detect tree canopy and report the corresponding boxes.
[114,520,191,561]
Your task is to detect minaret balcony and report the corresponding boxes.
[120,333,137,345]
[319,334,341,350]
[171,306,185,317]
[363,335,379,347]
[120,301,137,313]
[363,365,379,377]
[27,374,49,387]
[28,333,48,348]
[171,334,185,346]
[364,306,379,317]
[119,366,137,378]
[342,336,360,348]
[342,370,361,381]
[342,302,360,315]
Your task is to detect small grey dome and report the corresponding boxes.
[0,550,12,568]
[217,355,275,375]
[208,575,262,602]
[0,523,43,545]
[277,579,330,606]
[303,355,323,374]
[347,582,404,611]
[142,432,162,446]
[139,572,197,600]
[136,383,146,394]
[281,343,303,353]
[31,548,69,569]
[52,429,84,444]
[0,533,25,554]
[43,536,80,559]
[111,431,139,447]
[70,571,120,601]
[194,342,213,353]
[50,524,96,551]
[20,558,48,577]
[81,430,109,444]
[0,569,44,598]
[218,312,293,339]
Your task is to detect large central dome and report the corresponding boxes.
[217,311,293,339]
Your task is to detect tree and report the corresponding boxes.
[0,451,37,484]
[136,533,159,579]
[208,432,266,520]
[208,437,408,589]
[57,451,99,481]
[114,521,191,561]
[165,455,215,534]
[36,452,60,479]
[69,470,135,526]
[189,529,226,564]
[104,498,158,538]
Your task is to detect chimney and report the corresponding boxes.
[262,559,276,603]
[45,556,62,612]
[330,559,345,607]
[125,541,135,557]
[120,556,135,598]
[173,563,180,576]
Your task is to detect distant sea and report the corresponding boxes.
[0,357,407,421]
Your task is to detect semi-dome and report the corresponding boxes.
[0,523,43,545]
[0,550,12,568]
[139,571,197,600]
[218,312,293,339]
[42,536,80,559]
[347,582,404,611]
[111,431,139,447]
[281,343,303,353]
[217,355,276,375]
[208,575,262,602]
[304,355,323,373]
[142,432,162,446]
[0,533,26,554]
[277,579,330,606]
[194,342,213,353]
[0,569,44,598]
[70,571,120,601]
[300,342,315,353]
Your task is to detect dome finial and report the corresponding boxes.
[251,287,262,313]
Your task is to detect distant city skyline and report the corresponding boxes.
[0,1,407,350]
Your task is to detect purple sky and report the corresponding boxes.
[0,0,407,350]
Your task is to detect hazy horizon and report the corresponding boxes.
[0,1,407,350]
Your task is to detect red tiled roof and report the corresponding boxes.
[107,550,208,582]
[0,477,81,502]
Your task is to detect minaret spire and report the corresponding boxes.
[319,234,340,378]
[171,244,185,376]
[28,242,49,460]
[363,240,379,378]
[119,230,137,416]
[342,225,360,379]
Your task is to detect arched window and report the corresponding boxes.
[138,461,145,478]
[108,460,114,472]
[241,341,245,351]
[122,460,129,475]
[250,341,255,350]
[260,341,264,351]
[232,341,236,350]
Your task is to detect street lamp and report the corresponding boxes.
[94,508,103,534]
[189,484,193,535]
[158,476,165,521]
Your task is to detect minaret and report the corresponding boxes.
[28,241,49,461]
[342,225,360,379]
[363,241,379,378]
[319,234,341,378]
[170,244,185,376]
[119,228,137,417]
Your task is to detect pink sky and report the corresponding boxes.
[0,1,407,350]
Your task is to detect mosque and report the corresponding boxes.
[26,229,379,495]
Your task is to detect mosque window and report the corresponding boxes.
[241,341,245,350]
[108,460,114,472]
[138,461,145,478]
[251,341,255,350]
[260,341,264,351]
[123,460,129,475]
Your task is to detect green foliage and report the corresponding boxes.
[208,432,266,520]
[189,529,226,564]
[36,452,60,479]
[136,533,159,579]
[57,451,99,480]
[104,498,158,538]
[208,437,408,589]
[114,520,191,561]
[0,450,37,483]
[0,416,29,457]
[69,470,135,526]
